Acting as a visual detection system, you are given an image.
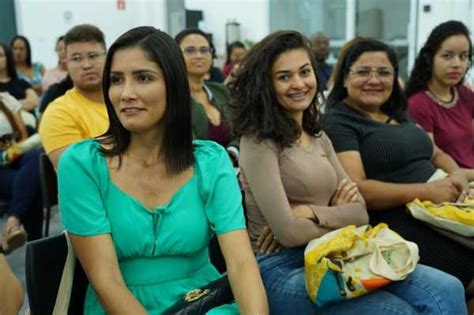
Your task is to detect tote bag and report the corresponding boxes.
[304,224,419,307]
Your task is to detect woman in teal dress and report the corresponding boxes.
[57,27,268,314]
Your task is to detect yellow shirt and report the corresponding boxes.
[39,88,109,154]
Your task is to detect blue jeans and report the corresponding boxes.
[0,148,43,240]
[257,247,467,315]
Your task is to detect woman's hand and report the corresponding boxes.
[223,63,240,86]
[448,171,469,202]
[291,204,317,221]
[422,179,459,203]
[330,179,359,206]
[256,226,281,254]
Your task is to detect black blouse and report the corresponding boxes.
[324,102,436,184]
[0,78,31,100]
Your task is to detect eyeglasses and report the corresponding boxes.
[182,46,213,56]
[349,67,395,80]
[67,52,105,65]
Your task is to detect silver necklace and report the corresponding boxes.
[425,88,458,109]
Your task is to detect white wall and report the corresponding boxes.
[415,0,474,83]
[416,0,473,51]
[185,0,269,59]
[14,0,166,68]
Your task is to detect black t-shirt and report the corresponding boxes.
[324,102,436,184]
[0,78,31,100]
[39,75,73,113]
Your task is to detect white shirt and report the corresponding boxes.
[0,92,22,136]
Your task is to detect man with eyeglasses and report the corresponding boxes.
[39,24,108,168]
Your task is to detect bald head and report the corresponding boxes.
[311,32,330,62]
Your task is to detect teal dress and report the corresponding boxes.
[17,62,44,88]
[58,139,245,314]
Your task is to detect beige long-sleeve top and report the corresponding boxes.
[240,132,368,251]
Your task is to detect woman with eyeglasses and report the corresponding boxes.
[324,39,474,297]
[175,29,239,166]
[406,21,474,182]
[233,31,466,314]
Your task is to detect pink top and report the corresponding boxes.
[222,63,234,78]
[42,67,68,92]
[408,85,474,168]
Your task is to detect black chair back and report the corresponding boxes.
[25,233,88,315]
[39,153,58,236]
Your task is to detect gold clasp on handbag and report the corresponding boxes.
[184,288,210,302]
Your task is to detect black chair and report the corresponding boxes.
[39,153,58,236]
[0,199,9,216]
[25,233,88,315]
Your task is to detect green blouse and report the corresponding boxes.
[58,139,245,314]
[191,82,239,149]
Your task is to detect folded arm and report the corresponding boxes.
[19,88,38,111]
[337,150,462,209]
[241,138,334,247]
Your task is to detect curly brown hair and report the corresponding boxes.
[230,30,323,149]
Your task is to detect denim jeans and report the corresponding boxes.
[0,148,43,240]
[257,247,467,315]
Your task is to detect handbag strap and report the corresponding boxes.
[369,238,419,281]
[52,231,76,315]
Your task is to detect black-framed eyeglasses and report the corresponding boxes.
[67,52,106,65]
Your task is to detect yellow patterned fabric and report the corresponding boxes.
[304,224,419,307]
[407,198,474,236]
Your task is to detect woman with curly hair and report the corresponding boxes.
[406,20,474,180]
[232,30,467,314]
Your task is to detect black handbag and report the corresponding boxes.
[163,276,234,315]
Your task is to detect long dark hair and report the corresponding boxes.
[0,43,18,80]
[230,30,322,149]
[225,41,245,65]
[100,26,193,175]
[10,35,32,67]
[326,38,406,121]
[406,20,472,97]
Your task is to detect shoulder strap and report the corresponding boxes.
[52,231,76,315]
[0,100,21,139]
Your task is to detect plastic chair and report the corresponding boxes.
[25,233,88,315]
[39,153,58,236]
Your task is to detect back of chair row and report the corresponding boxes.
[25,233,88,314]
[39,152,58,237]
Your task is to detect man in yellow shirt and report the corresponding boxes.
[39,24,109,168]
